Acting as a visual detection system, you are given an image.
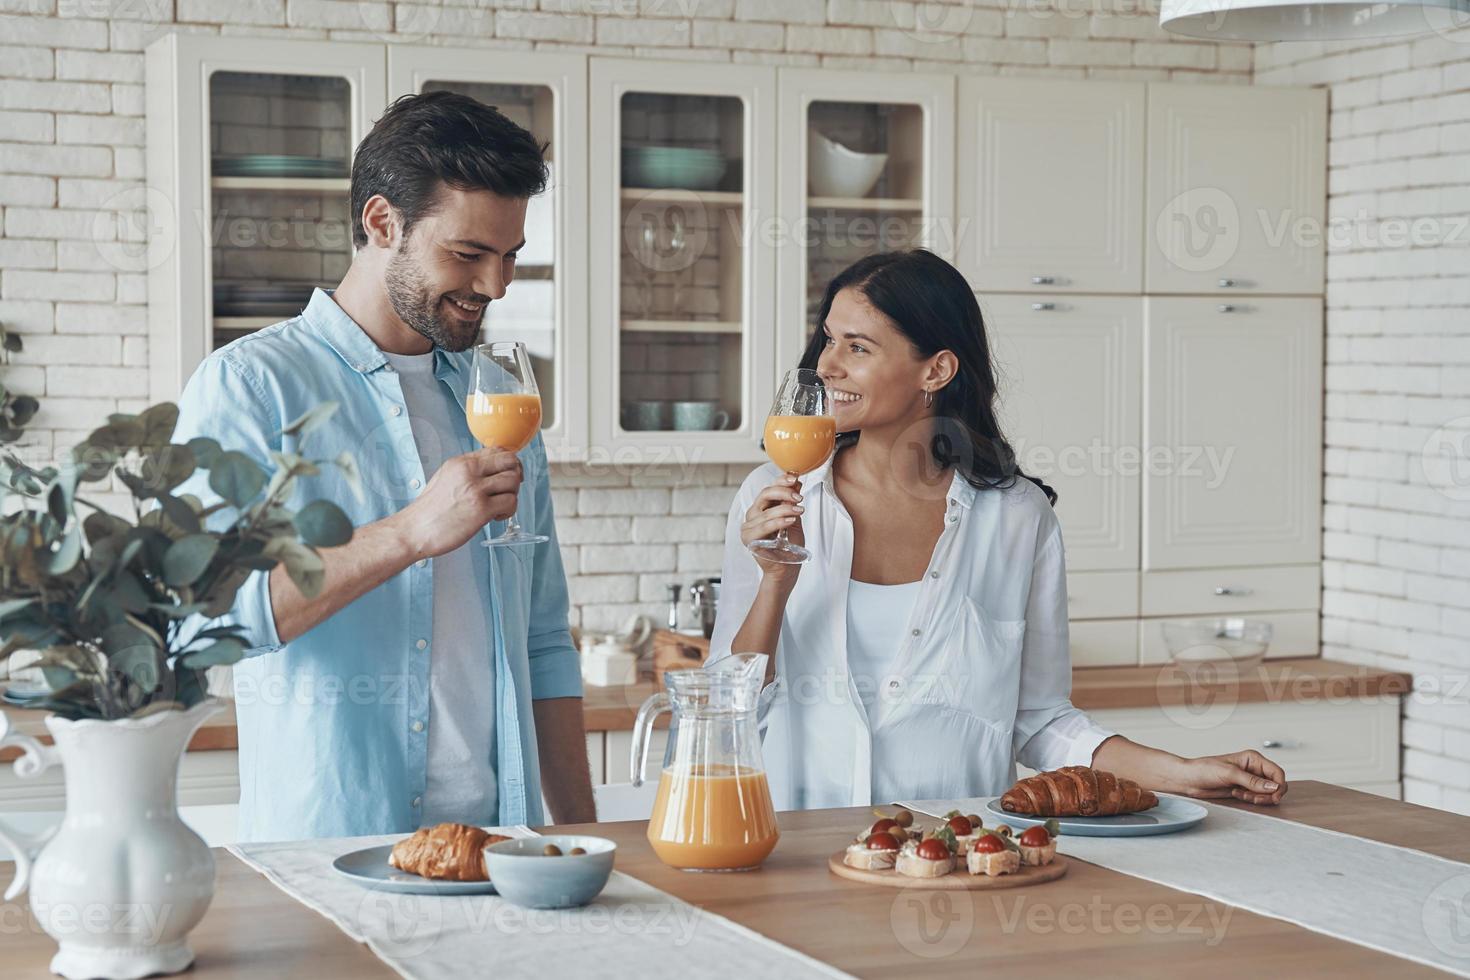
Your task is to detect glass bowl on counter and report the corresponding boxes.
[1160,618,1273,671]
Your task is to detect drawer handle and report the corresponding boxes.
[1261,738,1300,750]
[1031,275,1055,285]
[1218,278,1237,287]
[1214,586,1253,596]
[1032,302,1057,311]
[1217,304,1238,313]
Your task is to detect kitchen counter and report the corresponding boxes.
[0,658,1411,759]
[0,781,1454,977]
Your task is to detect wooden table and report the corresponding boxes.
[1,781,1460,977]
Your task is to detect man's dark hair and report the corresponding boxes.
[350,90,550,249]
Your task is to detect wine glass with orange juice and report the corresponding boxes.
[751,368,834,565]
[465,341,548,547]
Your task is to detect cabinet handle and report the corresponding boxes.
[1214,586,1253,596]
[1031,275,1055,285]
[1218,278,1237,287]
[1032,302,1056,311]
[1217,304,1238,313]
[1261,738,1299,750]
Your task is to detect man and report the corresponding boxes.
[174,91,595,841]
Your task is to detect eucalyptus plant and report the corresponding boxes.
[0,401,360,720]
[0,324,38,445]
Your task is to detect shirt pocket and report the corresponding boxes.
[898,599,1025,725]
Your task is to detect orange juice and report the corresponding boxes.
[466,392,542,452]
[647,764,779,871]
[764,415,836,475]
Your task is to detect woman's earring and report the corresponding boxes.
[923,389,933,408]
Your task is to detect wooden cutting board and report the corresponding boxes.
[828,851,1068,890]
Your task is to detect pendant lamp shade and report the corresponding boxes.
[1160,0,1470,40]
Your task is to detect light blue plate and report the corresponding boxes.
[331,844,498,895]
[981,794,1207,837]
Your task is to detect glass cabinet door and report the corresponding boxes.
[209,71,354,351]
[388,49,588,458]
[146,35,387,404]
[590,59,777,463]
[775,70,955,372]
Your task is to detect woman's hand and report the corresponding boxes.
[1172,749,1287,806]
[740,474,805,588]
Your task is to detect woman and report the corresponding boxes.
[708,249,1287,812]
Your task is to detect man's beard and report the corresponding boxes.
[384,246,485,353]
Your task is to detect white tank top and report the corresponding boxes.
[845,578,922,722]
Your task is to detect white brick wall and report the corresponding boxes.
[1,5,1250,638]
[1256,26,1470,815]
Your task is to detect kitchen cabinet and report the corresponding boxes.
[587,58,778,463]
[957,78,1146,295]
[387,48,590,460]
[1143,296,1323,570]
[774,68,955,372]
[985,294,1143,573]
[1145,83,1327,295]
[146,34,388,405]
[1019,697,1400,795]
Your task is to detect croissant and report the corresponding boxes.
[387,822,511,881]
[1001,766,1158,817]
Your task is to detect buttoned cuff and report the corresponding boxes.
[238,569,283,658]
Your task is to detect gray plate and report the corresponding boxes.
[981,794,1208,837]
[331,844,499,895]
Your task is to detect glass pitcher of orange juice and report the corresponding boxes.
[631,653,779,872]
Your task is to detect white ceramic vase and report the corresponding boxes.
[0,699,221,979]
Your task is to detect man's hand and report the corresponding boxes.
[394,448,524,559]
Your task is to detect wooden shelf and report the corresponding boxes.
[808,195,922,212]
[211,177,350,192]
[214,316,280,331]
[621,319,741,335]
[620,188,742,207]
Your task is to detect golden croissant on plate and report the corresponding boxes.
[387,822,511,881]
[1001,766,1158,817]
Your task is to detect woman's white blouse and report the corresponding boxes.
[708,459,1116,811]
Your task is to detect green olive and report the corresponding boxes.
[965,813,983,828]
[894,808,914,828]
[543,843,563,856]
[569,847,587,856]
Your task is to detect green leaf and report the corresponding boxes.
[40,665,77,692]
[157,493,201,535]
[83,511,131,546]
[172,667,208,708]
[262,537,326,597]
[180,637,245,668]
[278,402,338,440]
[333,451,364,504]
[100,620,157,657]
[0,598,36,622]
[8,395,38,426]
[2,332,21,353]
[147,601,207,620]
[110,643,162,692]
[141,445,195,494]
[269,451,319,479]
[45,524,82,575]
[208,451,266,508]
[201,567,249,619]
[292,500,352,548]
[110,571,152,614]
[137,403,179,449]
[187,436,222,469]
[162,534,219,587]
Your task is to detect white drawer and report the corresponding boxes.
[1089,697,1399,786]
[1070,620,1140,668]
[1067,570,1139,619]
[1141,564,1320,616]
[1139,610,1320,664]
[0,750,240,813]
[606,728,670,785]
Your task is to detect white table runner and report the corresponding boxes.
[902,796,1470,977]
[227,827,849,980]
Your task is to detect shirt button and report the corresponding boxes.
[391,405,402,417]
[410,478,422,490]
[415,558,427,568]
[416,639,428,650]
[948,515,958,523]
[889,679,902,690]
[930,571,939,579]
[411,720,424,733]
[911,629,921,636]
[411,796,421,808]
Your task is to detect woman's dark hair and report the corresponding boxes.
[350,90,550,249]
[799,248,1057,507]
